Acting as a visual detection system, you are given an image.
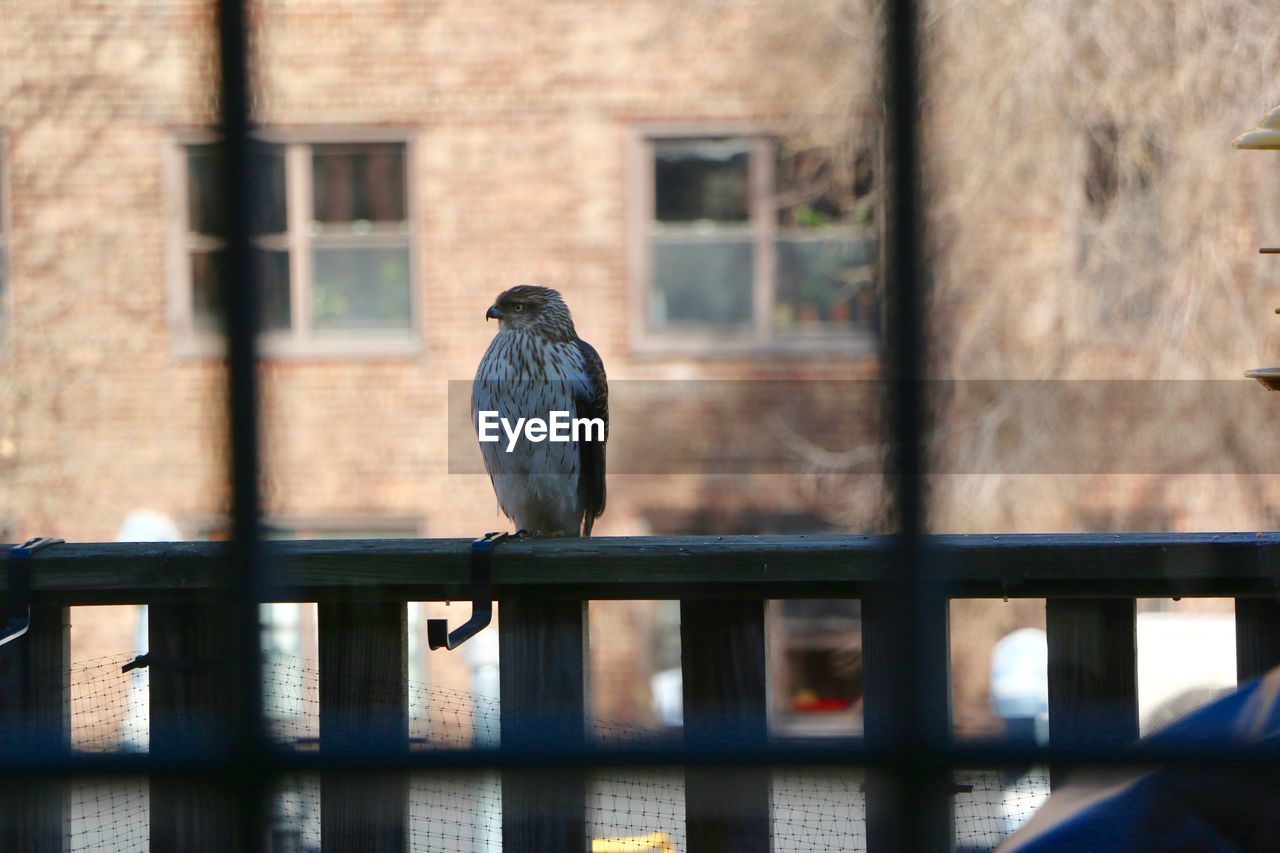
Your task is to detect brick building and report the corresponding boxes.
[6,0,1278,744]
[1,0,879,731]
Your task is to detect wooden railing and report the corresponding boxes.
[2,532,1279,852]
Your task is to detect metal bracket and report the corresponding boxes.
[1,537,64,649]
[120,654,232,674]
[121,654,149,673]
[427,531,509,651]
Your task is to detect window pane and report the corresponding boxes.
[186,141,286,237]
[191,249,224,331]
[775,599,862,735]
[257,247,292,331]
[312,245,411,330]
[654,139,750,224]
[187,145,225,237]
[191,248,291,332]
[775,235,877,332]
[775,144,873,229]
[312,143,407,226]
[252,141,288,236]
[650,236,753,330]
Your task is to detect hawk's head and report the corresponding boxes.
[486,284,576,340]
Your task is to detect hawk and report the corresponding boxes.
[472,285,608,536]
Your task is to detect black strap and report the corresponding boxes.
[1,538,64,648]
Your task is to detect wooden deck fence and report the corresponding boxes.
[2,532,1280,851]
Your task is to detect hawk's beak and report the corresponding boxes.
[486,305,503,321]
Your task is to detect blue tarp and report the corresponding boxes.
[1000,669,1280,851]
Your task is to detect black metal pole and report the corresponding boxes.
[215,0,267,848]
[876,0,953,848]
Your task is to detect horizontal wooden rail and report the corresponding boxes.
[3,532,1275,852]
[3,533,1280,604]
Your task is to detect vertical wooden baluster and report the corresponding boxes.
[0,604,69,852]
[149,600,240,851]
[1235,598,1280,683]
[860,595,953,852]
[318,600,408,852]
[499,598,588,853]
[680,599,770,853]
[1046,598,1137,789]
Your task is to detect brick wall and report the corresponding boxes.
[1,0,877,730]
[1,0,875,546]
[7,0,1279,736]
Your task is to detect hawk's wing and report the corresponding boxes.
[573,338,608,535]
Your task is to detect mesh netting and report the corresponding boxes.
[67,655,146,852]
[60,655,1048,851]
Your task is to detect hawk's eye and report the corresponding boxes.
[512,304,525,313]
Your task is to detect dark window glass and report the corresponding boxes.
[191,248,291,331]
[187,144,225,237]
[252,142,288,236]
[187,142,286,237]
[187,141,289,331]
[256,248,292,331]
[191,249,225,332]
[312,143,407,226]
[654,139,750,224]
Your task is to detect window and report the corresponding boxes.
[632,128,878,352]
[772,599,862,735]
[173,134,416,355]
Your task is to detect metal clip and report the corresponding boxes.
[427,531,508,651]
[2,537,64,648]
[121,654,150,673]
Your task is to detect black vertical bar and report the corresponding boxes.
[149,600,241,851]
[1045,598,1137,789]
[872,0,952,849]
[0,605,69,852]
[318,601,409,851]
[1235,598,1280,682]
[861,594,952,851]
[499,599,588,853]
[215,0,266,848]
[680,599,771,853]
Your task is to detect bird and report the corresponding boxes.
[472,285,608,537]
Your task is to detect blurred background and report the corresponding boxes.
[1,0,1279,848]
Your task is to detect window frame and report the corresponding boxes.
[166,127,421,359]
[628,122,878,358]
